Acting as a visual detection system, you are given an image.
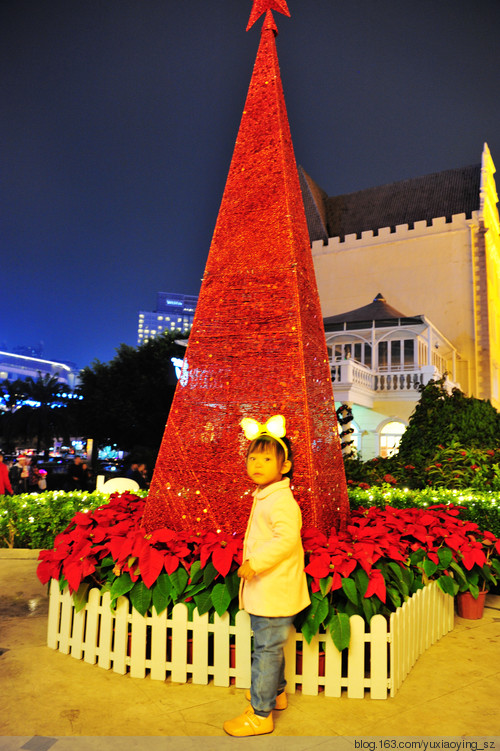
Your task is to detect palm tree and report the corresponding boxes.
[18,373,71,453]
[0,379,29,452]
[0,378,27,412]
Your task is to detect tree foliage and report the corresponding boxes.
[0,373,73,452]
[397,377,500,466]
[75,332,188,456]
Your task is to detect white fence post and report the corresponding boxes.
[192,609,209,685]
[234,610,251,688]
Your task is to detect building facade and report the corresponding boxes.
[137,292,198,345]
[0,350,78,389]
[300,144,500,459]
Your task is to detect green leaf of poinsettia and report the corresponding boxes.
[225,571,240,600]
[110,572,135,600]
[73,582,90,613]
[386,585,401,609]
[193,590,213,615]
[189,560,203,585]
[169,567,189,598]
[185,581,208,598]
[423,558,438,577]
[341,577,359,606]
[438,548,453,569]
[211,582,231,616]
[481,564,496,586]
[354,568,369,595]
[449,561,467,586]
[152,582,171,616]
[130,580,152,616]
[301,593,329,644]
[436,575,459,597]
[409,548,426,566]
[362,596,377,621]
[155,572,172,598]
[329,612,351,652]
[490,558,500,577]
[203,561,218,587]
[387,562,409,598]
[319,575,333,597]
[468,582,480,599]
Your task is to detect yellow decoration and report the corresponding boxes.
[240,415,288,459]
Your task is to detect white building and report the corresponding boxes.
[299,144,500,458]
[0,350,78,389]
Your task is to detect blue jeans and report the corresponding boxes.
[250,614,295,717]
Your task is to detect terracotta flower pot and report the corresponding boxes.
[456,590,487,619]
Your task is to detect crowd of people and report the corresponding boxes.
[0,452,48,494]
[0,452,150,495]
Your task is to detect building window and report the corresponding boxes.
[378,341,388,370]
[418,340,428,367]
[379,421,406,458]
[333,342,371,366]
[390,340,401,370]
[404,339,415,368]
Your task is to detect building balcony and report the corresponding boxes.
[330,358,460,407]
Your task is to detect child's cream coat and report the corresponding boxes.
[239,478,311,617]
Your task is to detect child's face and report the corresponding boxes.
[246,445,288,488]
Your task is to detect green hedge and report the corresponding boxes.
[0,490,146,549]
[1,486,499,549]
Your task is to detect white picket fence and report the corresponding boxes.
[47,580,454,699]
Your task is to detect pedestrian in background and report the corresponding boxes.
[0,452,13,495]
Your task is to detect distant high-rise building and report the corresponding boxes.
[137,292,198,345]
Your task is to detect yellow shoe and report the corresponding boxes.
[223,706,274,737]
[244,690,287,710]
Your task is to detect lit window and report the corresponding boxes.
[379,421,406,458]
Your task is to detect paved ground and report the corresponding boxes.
[1,549,499,751]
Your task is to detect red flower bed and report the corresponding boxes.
[37,492,500,651]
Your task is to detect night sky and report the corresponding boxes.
[2,0,500,370]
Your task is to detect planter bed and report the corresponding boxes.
[47,579,453,699]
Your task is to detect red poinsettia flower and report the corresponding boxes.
[364,568,386,603]
[198,531,243,577]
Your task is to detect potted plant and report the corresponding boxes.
[435,527,500,619]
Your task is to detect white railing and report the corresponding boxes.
[47,580,453,699]
[374,370,425,392]
[331,360,374,390]
[330,360,457,394]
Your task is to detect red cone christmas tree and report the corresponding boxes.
[142,1,349,536]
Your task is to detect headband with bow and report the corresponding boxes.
[240,415,288,459]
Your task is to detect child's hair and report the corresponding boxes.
[246,435,293,478]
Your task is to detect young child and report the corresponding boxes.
[223,416,310,737]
